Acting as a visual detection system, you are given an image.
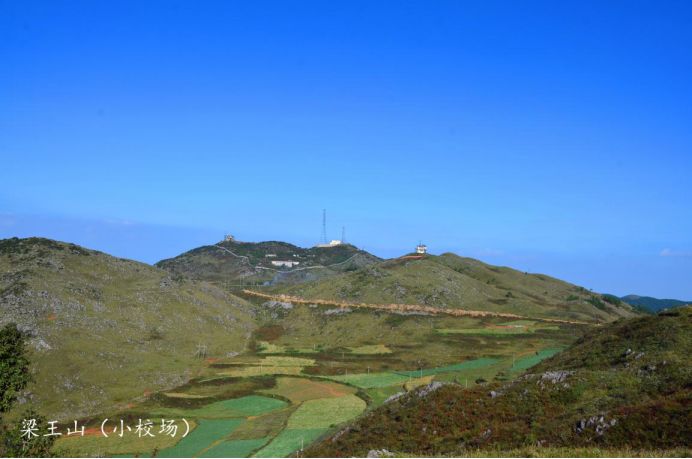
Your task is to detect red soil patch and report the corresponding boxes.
[256,324,284,340]
[268,376,356,402]
[81,427,103,437]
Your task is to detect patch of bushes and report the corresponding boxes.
[305,309,692,457]
[602,294,622,306]
[588,296,608,311]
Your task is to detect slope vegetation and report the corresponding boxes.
[307,307,692,457]
[621,294,691,313]
[274,253,636,323]
[0,237,255,421]
[156,240,380,286]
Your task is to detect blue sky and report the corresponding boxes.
[1,0,691,298]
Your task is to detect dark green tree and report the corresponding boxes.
[3,409,56,457]
[0,323,30,413]
[0,323,55,457]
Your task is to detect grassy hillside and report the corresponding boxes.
[156,240,380,286]
[306,307,692,457]
[52,298,586,457]
[0,237,255,421]
[272,253,637,323]
[620,294,691,313]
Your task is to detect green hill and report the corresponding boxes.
[306,307,692,457]
[0,237,255,421]
[156,239,380,286]
[272,253,637,323]
[620,294,691,313]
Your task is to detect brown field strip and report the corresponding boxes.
[241,290,595,325]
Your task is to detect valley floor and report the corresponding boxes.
[52,300,581,458]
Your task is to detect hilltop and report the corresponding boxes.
[271,253,637,323]
[307,307,692,457]
[0,237,255,421]
[620,294,691,313]
[155,239,380,286]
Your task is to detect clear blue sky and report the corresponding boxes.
[1,1,691,298]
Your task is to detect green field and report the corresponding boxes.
[199,438,269,457]
[509,348,564,373]
[329,372,411,388]
[55,426,185,458]
[287,395,366,429]
[150,395,288,419]
[394,357,500,378]
[250,392,366,456]
[158,419,244,457]
[253,428,327,458]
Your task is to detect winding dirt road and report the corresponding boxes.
[241,289,596,326]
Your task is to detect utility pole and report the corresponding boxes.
[196,343,207,359]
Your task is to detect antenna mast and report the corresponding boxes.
[341,226,346,243]
[321,209,328,244]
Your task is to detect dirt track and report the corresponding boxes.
[241,290,595,326]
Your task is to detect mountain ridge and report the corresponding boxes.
[620,294,691,313]
[270,252,638,323]
[155,239,381,286]
[0,237,255,421]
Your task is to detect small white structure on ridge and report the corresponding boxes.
[315,240,343,248]
[416,243,428,254]
[271,260,300,268]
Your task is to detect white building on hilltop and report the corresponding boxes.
[271,260,300,268]
[416,243,428,254]
[315,240,343,248]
